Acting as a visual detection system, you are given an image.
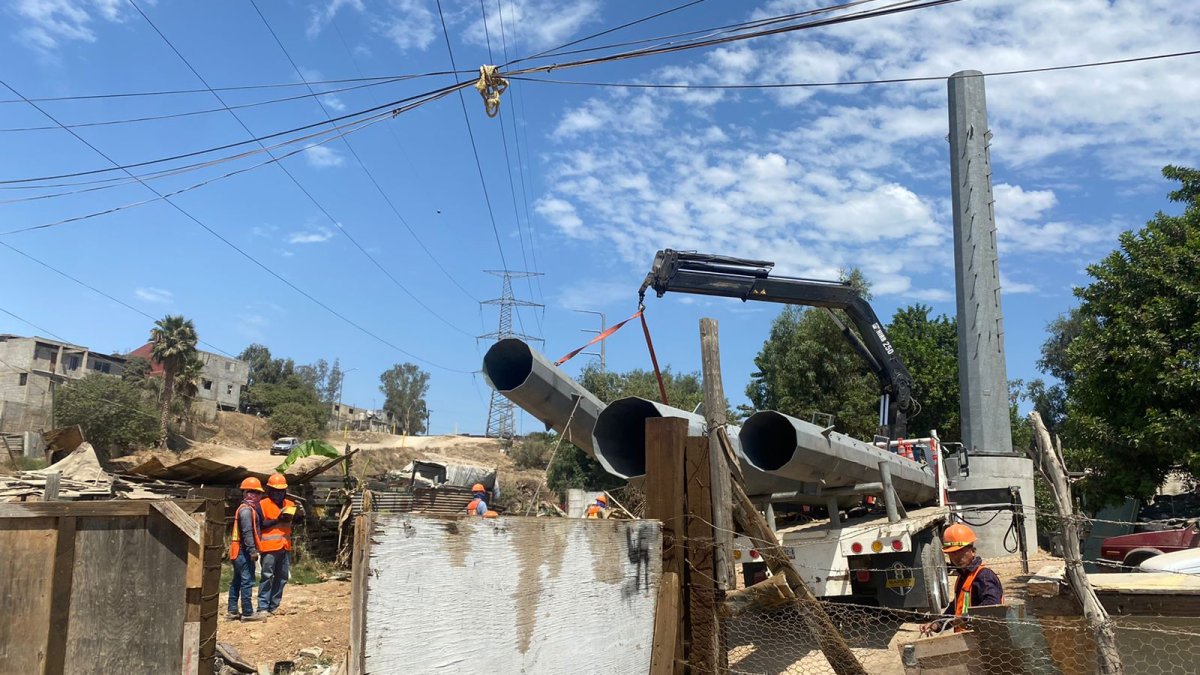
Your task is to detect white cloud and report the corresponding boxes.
[993,183,1118,254]
[555,279,632,310]
[303,145,344,168]
[307,0,433,51]
[14,0,134,50]
[908,288,953,302]
[287,227,334,244]
[306,0,363,38]
[135,287,172,304]
[463,0,599,51]
[534,196,586,238]
[1000,273,1038,295]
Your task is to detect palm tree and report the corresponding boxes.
[150,315,198,448]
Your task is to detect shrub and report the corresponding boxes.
[511,437,552,469]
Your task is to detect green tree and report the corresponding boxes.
[268,401,325,439]
[150,315,198,448]
[121,356,152,383]
[578,364,706,413]
[54,374,158,453]
[1064,166,1200,504]
[546,439,625,496]
[379,363,430,435]
[888,304,960,441]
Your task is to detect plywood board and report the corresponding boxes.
[0,517,56,674]
[356,515,662,675]
[63,514,189,674]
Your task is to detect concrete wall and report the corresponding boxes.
[354,515,661,674]
[196,352,248,411]
[953,454,1038,561]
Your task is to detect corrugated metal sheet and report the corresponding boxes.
[352,487,475,516]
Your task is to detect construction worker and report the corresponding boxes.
[467,483,499,518]
[585,493,610,519]
[923,523,1004,634]
[227,477,269,621]
[257,473,297,616]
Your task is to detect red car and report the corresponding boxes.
[1099,522,1200,569]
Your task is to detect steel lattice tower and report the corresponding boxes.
[480,270,543,441]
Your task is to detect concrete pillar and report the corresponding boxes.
[948,70,1014,457]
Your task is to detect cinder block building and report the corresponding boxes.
[128,343,249,420]
[0,334,126,433]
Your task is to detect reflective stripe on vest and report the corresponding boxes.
[259,497,295,552]
[229,503,262,560]
[953,563,1000,631]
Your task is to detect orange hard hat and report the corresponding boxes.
[942,523,977,552]
[266,473,288,490]
[239,476,265,492]
[596,494,608,505]
[472,483,486,493]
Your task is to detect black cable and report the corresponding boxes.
[435,0,510,272]
[0,76,413,133]
[0,241,236,357]
[0,78,472,374]
[0,71,472,104]
[512,49,1200,89]
[248,0,481,310]
[0,305,69,343]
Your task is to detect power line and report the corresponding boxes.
[435,0,511,274]
[510,49,1200,90]
[0,305,69,344]
[0,77,472,374]
[0,71,472,105]
[0,76,415,133]
[0,241,236,358]
[247,0,481,307]
[127,0,474,339]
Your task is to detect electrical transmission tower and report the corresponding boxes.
[480,270,543,441]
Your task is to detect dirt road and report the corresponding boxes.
[218,580,351,670]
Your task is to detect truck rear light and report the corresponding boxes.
[749,549,760,559]
[891,539,903,551]
[850,542,863,554]
[871,541,884,553]
[856,570,871,583]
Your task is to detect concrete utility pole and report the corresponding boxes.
[948,70,1013,457]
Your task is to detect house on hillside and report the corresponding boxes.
[328,402,394,433]
[129,343,249,420]
[0,334,125,433]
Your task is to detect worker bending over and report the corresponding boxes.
[227,477,268,621]
[924,523,1004,634]
[585,494,610,519]
[258,473,297,616]
[467,483,499,518]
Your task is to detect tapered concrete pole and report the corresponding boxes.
[948,71,1014,456]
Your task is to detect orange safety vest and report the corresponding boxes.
[952,563,1001,632]
[467,497,486,516]
[260,497,296,553]
[229,503,263,560]
[585,505,607,519]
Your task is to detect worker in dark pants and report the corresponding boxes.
[227,476,268,621]
[923,523,1004,634]
[257,473,297,616]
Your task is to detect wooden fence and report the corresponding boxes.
[0,499,224,675]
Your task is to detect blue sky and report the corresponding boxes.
[1,0,1197,435]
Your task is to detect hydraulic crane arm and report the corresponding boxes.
[639,249,915,439]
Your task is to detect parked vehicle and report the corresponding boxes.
[1139,547,1200,575]
[1100,521,1199,570]
[270,437,300,456]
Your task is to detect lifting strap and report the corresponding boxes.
[554,310,643,366]
[551,307,670,406]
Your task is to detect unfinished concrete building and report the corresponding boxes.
[129,343,249,420]
[0,334,126,433]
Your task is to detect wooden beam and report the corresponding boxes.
[650,571,681,675]
[154,501,203,545]
[43,515,76,675]
[699,318,735,592]
[43,471,60,501]
[198,499,224,675]
[720,573,796,619]
[684,435,721,672]
[0,500,205,518]
[644,417,687,674]
[349,513,374,675]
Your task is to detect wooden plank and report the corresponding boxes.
[699,317,735,592]
[43,515,76,675]
[181,622,200,675]
[154,500,203,544]
[64,515,188,674]
[0,517,56,675]
[720,573,796,619]
[684,435,720,672]
[0,499,205,518]
[198,499,225,675]
[643,417,687,673]
[650,571,681,675]
[348,513,373,675]
[44,471,61,500]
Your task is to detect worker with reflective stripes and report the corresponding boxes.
[257,473,297,616]
[467,483,499,518]
[923,523,1004,634]
[227,477,269,621]
[585,494,610,519]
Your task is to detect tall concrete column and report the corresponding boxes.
[948,70,1013,456]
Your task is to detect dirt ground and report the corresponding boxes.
[218,580,352,670]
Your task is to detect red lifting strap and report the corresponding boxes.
[552,308,671,407]
[640,312,669,406]
[554,310,644,366]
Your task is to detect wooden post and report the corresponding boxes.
[721,430,866,675]
[44,470,61,501]
[645,417,687,674]
[699,318,735,592]
[1028,412,1125,675]
[685,435,722,672]
[650,572,681,675]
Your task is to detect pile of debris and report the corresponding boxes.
[0,442,196,501]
